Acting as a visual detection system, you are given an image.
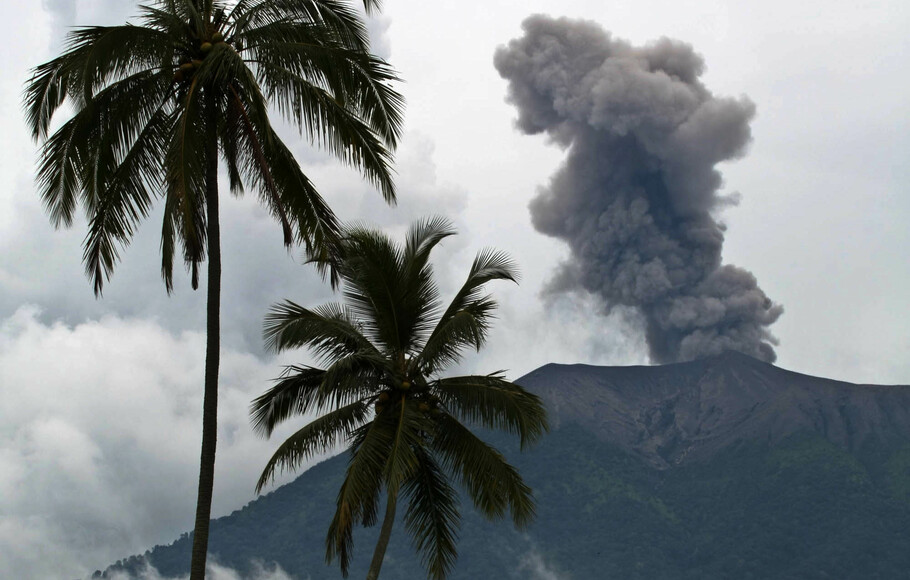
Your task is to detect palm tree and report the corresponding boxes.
[251,217,549,580]
[23,1,403,577]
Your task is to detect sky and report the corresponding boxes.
[0,0,908,577]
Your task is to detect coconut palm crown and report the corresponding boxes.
[252,217,549,580]
[24,0,402,293]
[24,1,403,578]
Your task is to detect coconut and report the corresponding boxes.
[201,42,213,53]
[212,32,224,42]
[173,70,185,82]
[377,392,390,403]
[191,59,203,68]
[375,402,385,414]
[401,380,411,390]
[180,62,194,72]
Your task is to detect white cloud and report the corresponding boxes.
[106,560,300,580]
[0,307,316,579]
[519,549,570,580]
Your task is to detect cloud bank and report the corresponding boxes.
[495,15,782,363]
[105,560,298,580]
[0,307,313,578]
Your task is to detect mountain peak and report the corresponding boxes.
[518,355,910,469]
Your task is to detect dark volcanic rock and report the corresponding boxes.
[519,351,910,468]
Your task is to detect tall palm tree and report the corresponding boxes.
[252,218,549,580]
[23,1,403,577]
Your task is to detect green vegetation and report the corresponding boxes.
[24,1,403,577]
[107,425,910,579]
[251,218,548,579]
[886,444,910,505]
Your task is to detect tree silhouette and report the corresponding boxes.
[24,1,402,577]
[253,218,548,579]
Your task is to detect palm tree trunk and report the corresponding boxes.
[190,101,222,580]
[366,489,398,580]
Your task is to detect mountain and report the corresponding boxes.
[101,352,910,579]
[529,350,910,468]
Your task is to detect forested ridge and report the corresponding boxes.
[102,355,910,579]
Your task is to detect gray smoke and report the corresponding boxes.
[495,15,782,364]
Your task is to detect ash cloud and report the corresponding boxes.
[495,15,782,363]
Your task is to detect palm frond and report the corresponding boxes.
[83,105,174,295]
[319,354,386,406]
[160,176,180,292]
[163,74,209,288]
[250,365,326,436]
[34,73,170,229]
[263,300,379,358]
[448,248,520,307]
[43,69,172,238]
[261,126,342,279]
[255,399,369,493]
[405,217,457,263]
[34,115,88,227]
[359,0,381,16]
[416,298,499,373]
[327,414,394,576]
[220,90,246,194]
[431,413,536,528]
[403,447,460,580]
[418,249,519,373]
[398,216,456,348]
[253,60,397,202]
[225,83,293,244]
[68,25,171,106]
[138,2,193,37]
[383,394,424,491]
[331,228,406,351]
[24,56,69,142]
[78,70,173,196]
[24,24,172,140]
[434,374,549,449]
[318,221,449,357]
[231,0,371,50]
[251,356,385,440]
[246,27,403,147]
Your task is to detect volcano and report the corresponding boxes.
[101,352,910,579]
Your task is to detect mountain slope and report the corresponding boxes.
[101,353,910,579]
[523,351,910,467]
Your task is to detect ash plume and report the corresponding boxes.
[495,15,782,363]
